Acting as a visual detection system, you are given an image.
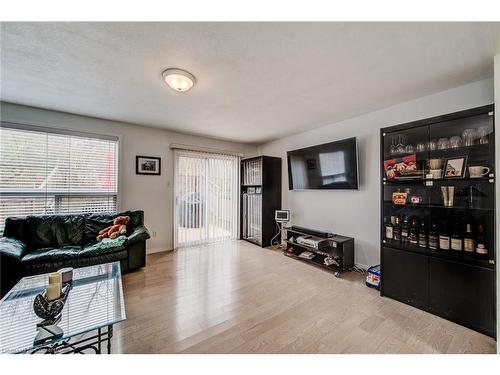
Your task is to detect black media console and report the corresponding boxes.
[284,226,354,277]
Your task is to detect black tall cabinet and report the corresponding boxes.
[380,105,496,338]
[241,156,282,247]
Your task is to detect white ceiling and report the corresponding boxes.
[0,22,494,144]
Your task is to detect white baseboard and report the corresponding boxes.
[147,247,173,254]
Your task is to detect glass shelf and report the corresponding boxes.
[383,177,494,186]
[386,143,493,160]
[383,201,494,212]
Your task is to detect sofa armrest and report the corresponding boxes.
[0,237,28,261]
[126,226,150,246]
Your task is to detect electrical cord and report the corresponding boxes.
[352,265,367,274]
[270,220,284,249]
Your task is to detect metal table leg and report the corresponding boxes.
[107,325,113,354]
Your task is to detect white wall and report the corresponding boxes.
[0,102,258,253]
[257,78,494,268]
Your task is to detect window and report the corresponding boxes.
[0,123,118,233]
[319,151,347,182]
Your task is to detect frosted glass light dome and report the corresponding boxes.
[162,68,196,92]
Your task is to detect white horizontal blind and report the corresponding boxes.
[0,125,118,232]
[174,150,239,248]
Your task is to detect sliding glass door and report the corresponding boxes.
[173,150,239,248]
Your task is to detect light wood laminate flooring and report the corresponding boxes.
[112,240,496,354]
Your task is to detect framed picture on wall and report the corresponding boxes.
[136,156,161,175]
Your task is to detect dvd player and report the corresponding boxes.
[296,235,330,250]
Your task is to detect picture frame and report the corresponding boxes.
[392,192,407,205]
[383,154,417,180]
[443,156,467,179]
[306,159,317,170]
[136,156,161,175]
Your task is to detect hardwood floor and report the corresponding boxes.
[112,240,496,354]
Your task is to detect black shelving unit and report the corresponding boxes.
[283,227,354,276]
[240,156,281,247]
[380,104,496,338]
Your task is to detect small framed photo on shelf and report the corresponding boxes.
[392,192,407,205]
[443,156,467,179]
[136,156,161,175]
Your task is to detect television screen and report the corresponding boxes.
[287,137,359,190]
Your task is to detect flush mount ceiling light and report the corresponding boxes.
[162,68,196,92]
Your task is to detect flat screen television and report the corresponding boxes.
[287,137,359,190]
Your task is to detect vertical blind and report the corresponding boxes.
[0,124,118,232]
[174,150,239,248]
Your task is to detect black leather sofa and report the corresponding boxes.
[0,210,150,297]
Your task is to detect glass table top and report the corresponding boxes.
[0,262,126,353]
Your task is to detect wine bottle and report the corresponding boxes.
[464,223,475,252]
[393,216,401,242]
[409,218,418,245]
[384,217,394,241]
[476,224,487,255]
[439,223,450,250]
[450,223,462,251]
[418,219,427,248]
[401,215,409,243]
[428,222,438,250]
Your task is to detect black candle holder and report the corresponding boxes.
[33,282,72,326]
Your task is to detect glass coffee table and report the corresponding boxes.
[0,262,126,354]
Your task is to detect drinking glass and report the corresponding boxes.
[390,136,397,155]
[428,139,437,151]
[478,126,489,145]
[437,138,450,150]
[395,135,406,154]
[449,136,462,149]
[416,142,427,152]
[405,144,415,153]
[462,129,475,147]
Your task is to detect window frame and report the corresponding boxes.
[0,120,121,221]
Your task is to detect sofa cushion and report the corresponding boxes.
[0,237,28,261]
[80,241,126,257]
[83,214,115,243]
[26,216,59,248]
[56,215,85,246]
[22,246,82,264]
[128,210,143,227]
[22,250,128,276]
[26,215,85,249]
[3,217,28,240]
